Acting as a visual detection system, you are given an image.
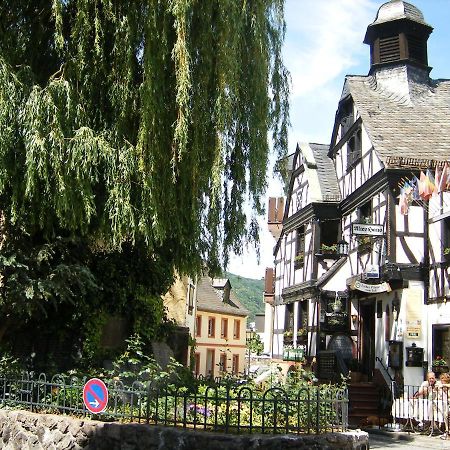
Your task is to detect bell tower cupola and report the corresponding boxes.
[364,0,433,74]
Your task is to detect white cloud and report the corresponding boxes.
[229,0,379,279]
[284,0,377,98]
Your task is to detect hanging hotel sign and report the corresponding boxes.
[352,280,391,293]
[351,223,384,236]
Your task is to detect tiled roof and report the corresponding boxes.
[196,276,248,317]
[345,68,450,165]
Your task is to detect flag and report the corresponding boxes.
[435,165,442,192]
[404,181,414,207]
[427,169,438,196]
[410,176,420,200]
[418,170,434,201]
[399,187,409,215]
[437,162,450,193]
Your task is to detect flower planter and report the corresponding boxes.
[432,365,449,374]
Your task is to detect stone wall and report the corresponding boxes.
[0,410,369,450]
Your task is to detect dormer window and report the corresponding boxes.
[222,284,230,303]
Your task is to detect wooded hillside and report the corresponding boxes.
[226,272,264,322]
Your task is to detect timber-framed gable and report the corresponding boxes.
[264,1,450,391]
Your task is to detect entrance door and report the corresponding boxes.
[360,301,375,380]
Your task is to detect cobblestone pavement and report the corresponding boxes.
[367,428,450,449]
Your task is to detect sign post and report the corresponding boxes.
[83,378,109,414]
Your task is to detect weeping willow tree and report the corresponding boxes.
[0,0,289,276]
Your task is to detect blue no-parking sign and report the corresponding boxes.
[83,378,108,414]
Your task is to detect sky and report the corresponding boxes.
[228,0,450,280]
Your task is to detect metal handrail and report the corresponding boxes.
[375,356,395,383]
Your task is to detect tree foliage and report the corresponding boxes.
[0,0,289,274]
[0,214,174,367]
[0,1,289,364]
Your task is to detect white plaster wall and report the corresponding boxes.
[397,282,426,388]
[336,122,384,199]
[263,302,274,355]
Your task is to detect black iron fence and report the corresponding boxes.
[0,372,348,435]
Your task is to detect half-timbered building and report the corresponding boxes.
[264,0,450,390]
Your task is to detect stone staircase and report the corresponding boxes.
[348,381,391,427]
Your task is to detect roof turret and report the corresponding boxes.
[364,0,433,74]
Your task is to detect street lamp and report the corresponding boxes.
[337,239,349,256]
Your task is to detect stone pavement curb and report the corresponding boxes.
[365,426,450,446]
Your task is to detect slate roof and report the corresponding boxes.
[309,143,341,201]
[344,69,450,166]
[196,276,248,317]
[370,0,428,27]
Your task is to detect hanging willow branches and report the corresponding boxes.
[0,0,289,274]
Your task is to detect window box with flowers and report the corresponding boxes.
[432,356,449,374]
[294,253,304,269]
[317,243,340,260]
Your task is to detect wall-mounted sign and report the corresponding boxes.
[352,223,384,236]
[352,280,391,293]
[365,264,379,279]
[405,288,423,339]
